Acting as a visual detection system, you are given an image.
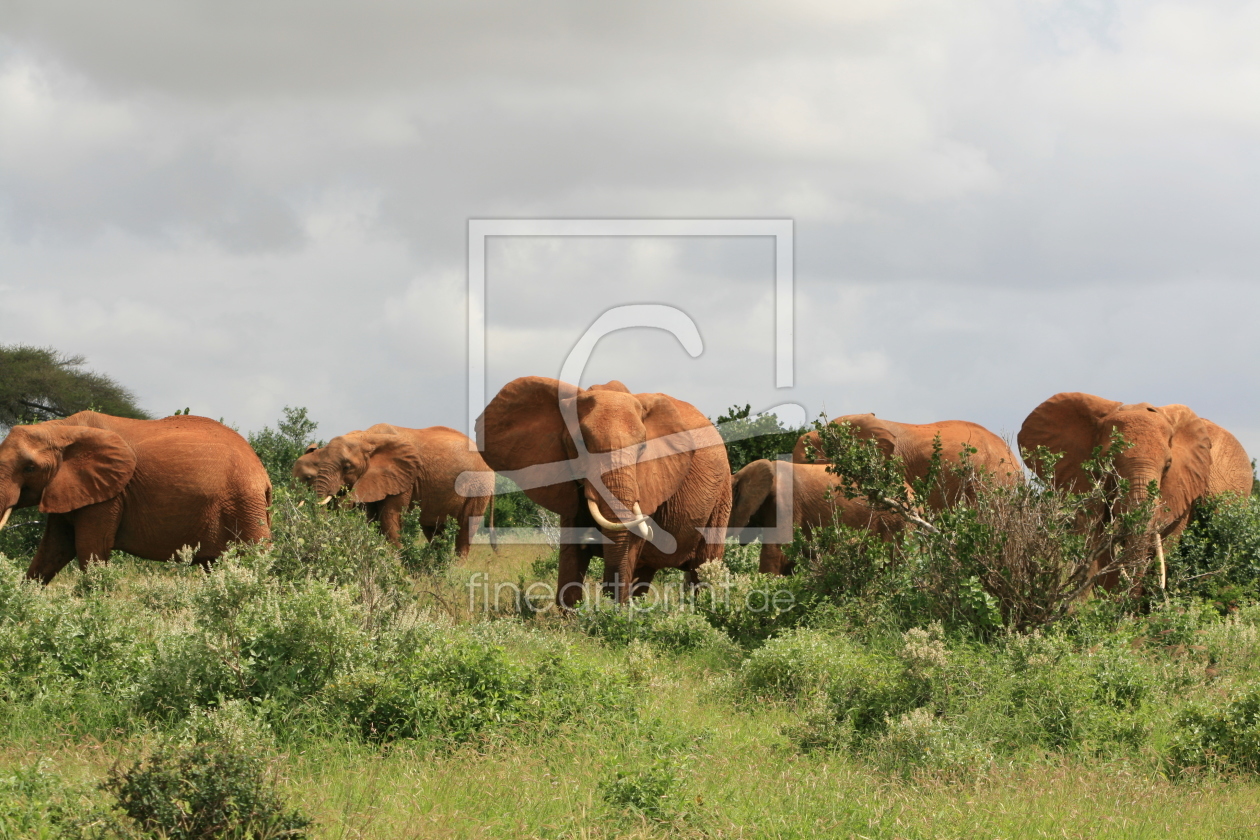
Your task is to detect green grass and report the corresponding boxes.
[5,497,1260,838]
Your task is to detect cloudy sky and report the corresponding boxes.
[2,0,1259,457]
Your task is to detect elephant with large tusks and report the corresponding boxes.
[294,424,494,558]
[0,411,272,583]
[793,413,1020,508]
[476,377,731,606]
[729,459,903,575]
[1018,392,1253,587]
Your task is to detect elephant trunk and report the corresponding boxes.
[313,465,343,506]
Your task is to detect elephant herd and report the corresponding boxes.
[0,379,1252,605]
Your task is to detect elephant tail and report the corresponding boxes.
[488,493,498,553]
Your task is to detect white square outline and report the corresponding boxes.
[465,218,795,549]
[466,217,794,439]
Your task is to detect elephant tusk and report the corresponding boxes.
[0,507,10,530]
[319,496,333,506]
[588,497,629,531]
[632,519,654,541]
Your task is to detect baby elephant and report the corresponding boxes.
[294,424,494,557]
[728,459,902,575]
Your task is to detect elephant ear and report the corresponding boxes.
[476,376,584,517]
[41,426,137,513]
[729,459,775,530]
[303,443,320,455]
[1018,392,1123,491]
[351,434,422,503]
[1158,404,1212,525]
[636,393,700,514]
[842,415,897,459]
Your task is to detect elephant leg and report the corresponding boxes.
[454,508,476,558]
[759,542,788,575]
[375,497,407,548]
[69,500,120,572]
[631,566,658,598]
[557,541,592,608]
[26,513,77,584]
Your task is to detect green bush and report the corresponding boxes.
[323,628,638,745]
[136,551,371,718]
[400,513,458,577]
[574,599,735,653]
[738,629,920,741]
[1168,687,1260,775]
[692,561,819,647]
[103,740,311,839]
[1168,494,1260,612]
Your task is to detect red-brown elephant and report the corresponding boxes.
[476,377,730,606]
[728,459,903,575]
[1018,393,1253,586]
[794,413,1020,508]
[0,411,272,583]
[296,424,493,557]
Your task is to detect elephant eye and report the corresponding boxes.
[23,462,36,473]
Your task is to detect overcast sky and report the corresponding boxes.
[2,0,1259,458]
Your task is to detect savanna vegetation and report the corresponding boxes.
[3,405,1260,838]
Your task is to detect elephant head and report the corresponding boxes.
[291,443,322,486]
[1018,392,1212,536]
[0,422,137,527]
[477,376,706,599]
[309,432,422,506]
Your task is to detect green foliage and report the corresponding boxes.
[399,512,458,577]
[691,560,819,647]
[1167,493,1260,611]
[573,599,736,654]
[323,630,638,745]
[712,404,806,473]
[0,344,149,428]
[600,759,686,822]
[1169,688,1260,775]
[0,507,43,566]
[102,740,311,839]
[247,406,320,487]
[808,419,1160,634]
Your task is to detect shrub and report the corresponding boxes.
[573,598,735,653]
[692,561,818,647]
[323,627,638,745]
[400,513,458,577]
[136,552,371,717]
[712,404,806,474]
[1167,493,1260,612]
[600,759,686,822]
[738,629,920,741]
[102,740,312,839]
[1168,687,1260,775]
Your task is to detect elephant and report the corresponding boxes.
[0,411,272,583]
[1018,392,1253,586]
[793,414,1020,508]
[296,424,493,557]
[729,459,904,575]
[476,376,731,606]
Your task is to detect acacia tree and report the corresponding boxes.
[0,345,149,428]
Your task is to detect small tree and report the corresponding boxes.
[712,404,807,473]
[0,345,149,428]
[248,406,320,487]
